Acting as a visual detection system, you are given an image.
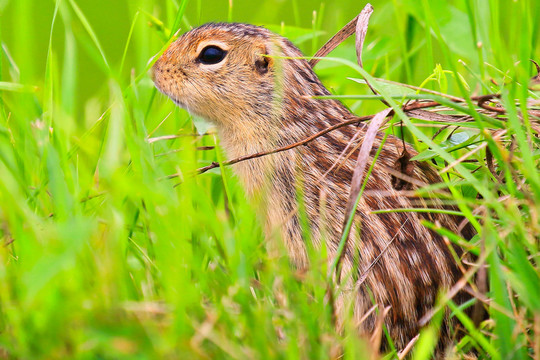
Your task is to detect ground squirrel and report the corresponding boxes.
[152,23,474,352]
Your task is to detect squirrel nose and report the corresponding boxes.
[151,59,161,82]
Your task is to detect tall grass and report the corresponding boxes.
[0,0,539,358]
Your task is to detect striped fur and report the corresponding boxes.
[152,23,473,352]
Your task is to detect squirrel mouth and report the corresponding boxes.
[172,97,186,108]
[153,84,186,109]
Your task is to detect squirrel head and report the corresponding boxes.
[152,22,347,157]
[152,23,289,128]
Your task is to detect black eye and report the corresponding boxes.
[198,46,227,65]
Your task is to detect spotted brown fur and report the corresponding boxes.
[152,22,474,353]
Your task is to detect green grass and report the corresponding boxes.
[1,0,539,358]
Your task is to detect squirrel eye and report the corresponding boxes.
[198,46,227,65]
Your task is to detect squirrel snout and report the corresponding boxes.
[150,59,170,98]
[150,65,157,82]
[151,55,185,85]
[150,58,172,93]
[151,53,189,109]
[150,59,162,83]
[150,59,160,83]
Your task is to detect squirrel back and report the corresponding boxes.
[153,22,475,352]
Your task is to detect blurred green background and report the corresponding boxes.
[3,0,538,123]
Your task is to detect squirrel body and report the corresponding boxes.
[153,23,473,352]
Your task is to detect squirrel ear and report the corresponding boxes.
[254,46,272,75]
